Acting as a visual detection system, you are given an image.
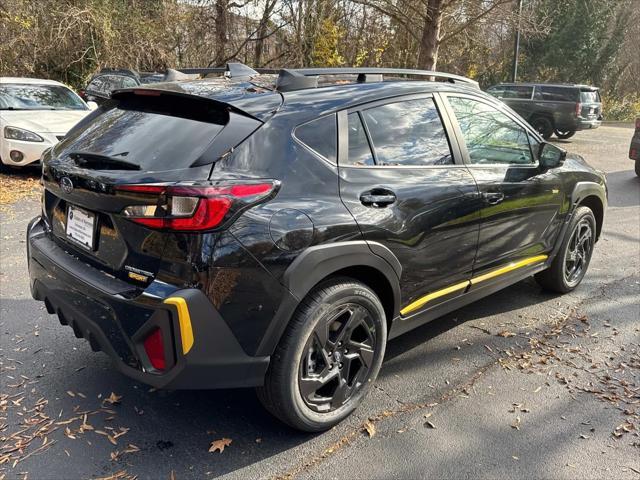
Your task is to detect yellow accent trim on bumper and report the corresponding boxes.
[470,254,549,285]
[400,280,470,316]
[164,297,194,354]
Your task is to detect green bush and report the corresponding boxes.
[601,93,640,121]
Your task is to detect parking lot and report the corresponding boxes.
[1,124,638,479]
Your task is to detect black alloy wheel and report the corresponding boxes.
[257,278,387,431]
[563,217,594,287]
[535,206,596,293]
[299,303,377,413]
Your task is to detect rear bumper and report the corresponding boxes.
[576,118,602,131]
[27,216,269,389]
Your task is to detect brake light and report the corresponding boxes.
[635,118,640,130]
[143,328,165,371]
[575,102,582,116]
[116,181,278,231]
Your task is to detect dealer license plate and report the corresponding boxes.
[66,205,96,250]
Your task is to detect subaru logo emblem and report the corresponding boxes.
[60,177,74,194]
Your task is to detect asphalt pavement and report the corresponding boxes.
[1,124,638,480]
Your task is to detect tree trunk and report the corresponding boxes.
[417,0,444,70]
[254,0,276,67]
[213,0,228,66]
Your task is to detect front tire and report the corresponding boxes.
[535,206,596,293]
[257,278,387,432]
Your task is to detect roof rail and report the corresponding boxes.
[274,67,479,92]
[174,63,479,91]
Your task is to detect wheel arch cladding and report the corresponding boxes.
[571,182,606,240]
[255,241,402,356]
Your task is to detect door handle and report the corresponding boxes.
[482,192,505,205]
[360,190,397,208]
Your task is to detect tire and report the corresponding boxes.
[256,277,387,432]
[530,116,554,140]
[535,206,596,293]
[554,129,576,140]
[635,159,640,177]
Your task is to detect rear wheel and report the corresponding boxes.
[531,116,554,140]
[535,206,596,293]
[257,278,387,432]
[554,129,576,140]
[635,159,640,177]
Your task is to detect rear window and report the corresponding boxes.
[294,114,337,163]
[55,94,227,171]
[580,90,600,103]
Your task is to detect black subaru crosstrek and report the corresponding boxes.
[27,64,607,431]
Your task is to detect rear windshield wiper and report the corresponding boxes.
[68,151,141,170]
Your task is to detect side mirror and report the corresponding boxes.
[87,101,98,111]
[539,142,566,169]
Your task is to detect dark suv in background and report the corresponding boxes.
[27,65,607,431]
[487,83,603,140]
[630,117,640,176]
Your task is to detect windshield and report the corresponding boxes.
[0,84,87,111]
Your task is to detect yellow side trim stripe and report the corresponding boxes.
[164,297,194,354]
[470,254,548,285]
[400,254,549,316]
[400,281,470,316]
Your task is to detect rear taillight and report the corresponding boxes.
[116,181,278,231]
[143,328,165,371]
[575,102,582,116]
[635,118,640,130]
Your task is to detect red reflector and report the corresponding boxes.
[636,118,640,130]
[143,328,166,371]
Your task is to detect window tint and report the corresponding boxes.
[486,86,504,98]
[295,114,337,163]
[448,97,534,165]
[361,98,453,166]
[533,86,578,102]
[346,112,374,166]
[502,85,533,99]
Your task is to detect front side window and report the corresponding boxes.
[448,96,534,165]
[502,85,533,99]
[360,98,453,166]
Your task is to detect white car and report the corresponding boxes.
[0,77,97,168]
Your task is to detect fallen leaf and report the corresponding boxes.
[497,331,516,338]
[363,420,376,438]
[209,438,232,453]
[104,392,122,405]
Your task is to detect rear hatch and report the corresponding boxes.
[41,86,279,286]
[579,87,602,119]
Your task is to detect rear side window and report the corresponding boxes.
[361,98,453,166]
[55,94,228,171]
[534,86,578,102]
[295,114,337,163]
